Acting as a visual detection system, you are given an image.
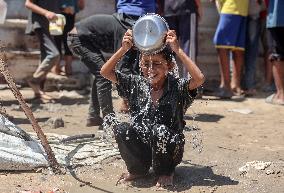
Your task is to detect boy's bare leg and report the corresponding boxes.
[156,173,174,187]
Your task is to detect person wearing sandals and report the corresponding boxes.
[25,0,61,103]
[212,0,249,98]
[101,29,205,187]
[265,0,284,105]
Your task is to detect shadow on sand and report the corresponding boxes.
[184,113,224,122]
[130,163,238,191]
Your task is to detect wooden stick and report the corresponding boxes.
[0,47,60,173]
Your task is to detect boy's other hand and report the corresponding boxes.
[45,11,57,21]
[166,30,179,53]
[122,30,133,52]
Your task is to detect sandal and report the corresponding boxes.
[214,87,233,99]
[265,94,284,105]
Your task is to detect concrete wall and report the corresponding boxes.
[6,0,115,19]
[2,0,221,84]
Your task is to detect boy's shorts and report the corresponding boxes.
[268,27,284,61]
[214,14,247,51]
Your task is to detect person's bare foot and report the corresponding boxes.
[156,174,174,188]
[34,91,56,103]
[116,172,145,185]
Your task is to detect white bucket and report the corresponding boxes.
[49,14,66,36]
[0,0,7,24]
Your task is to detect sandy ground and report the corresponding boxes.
[0,87,284,193]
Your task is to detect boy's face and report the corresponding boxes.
[140,53,171,85]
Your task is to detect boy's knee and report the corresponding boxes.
[113,122,130,137]
[152,124,170,139]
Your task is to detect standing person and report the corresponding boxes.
[265,0,284,105]
[25,0,60,102]
[53,0,85,76]
[100,29,205,187]
[161,0,202,78]
[242,0,263,96]
[260,0,275,93]
[67,0,156,127]
[213,0,249,98]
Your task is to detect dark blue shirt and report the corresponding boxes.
[115,71,197,133]
[116,0,156,16]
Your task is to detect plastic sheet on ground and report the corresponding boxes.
[0,115,119,171]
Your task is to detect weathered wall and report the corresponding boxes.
[6,0,115,19]
[2,0,221,84]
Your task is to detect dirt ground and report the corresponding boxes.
[0,87,283,193]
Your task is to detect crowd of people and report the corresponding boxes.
[23,0,283,188]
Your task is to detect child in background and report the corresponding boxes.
[100,29,205,187]
[53,0,85,76]
[25,0,60,103]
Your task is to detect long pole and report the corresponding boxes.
[0,47,60,173]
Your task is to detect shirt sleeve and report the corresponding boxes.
[115,70,135,99]
[180,78,197,110]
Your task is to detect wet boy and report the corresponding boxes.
[100,30,205,187]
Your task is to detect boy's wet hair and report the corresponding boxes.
[160,45,174,63]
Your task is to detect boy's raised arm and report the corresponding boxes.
[166,30,205,90]
[100,30,133,83]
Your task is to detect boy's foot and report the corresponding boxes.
[156,174,174,187]
[116,172,145,185]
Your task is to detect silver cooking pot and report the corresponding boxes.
[132,14,169,54]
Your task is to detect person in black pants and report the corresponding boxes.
[100,29,205,187]
[67,0,156,127]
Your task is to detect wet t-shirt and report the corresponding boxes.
[115,71,197,134]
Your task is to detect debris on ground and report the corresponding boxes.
[239,161,272,175]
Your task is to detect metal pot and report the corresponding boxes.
[132,14,169,54]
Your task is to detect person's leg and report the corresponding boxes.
[53,34,63,75]
[151,125,185,187]
[267,27,284,104]
[178,13,197,78]
[31,29,60,100]
[217,49,231,88]
[243,17,261,95]
[62,13,76,75]
[232,50,245,95]
[114,122,152,181]
[272,60,284,102]
[87,76,103,126]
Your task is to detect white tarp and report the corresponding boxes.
[0,115,48,170]
[0,115,120,171]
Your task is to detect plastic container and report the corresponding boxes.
[0,0,7,24]
[49,14,66,36]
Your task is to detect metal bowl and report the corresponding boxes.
[132,14,169,54]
